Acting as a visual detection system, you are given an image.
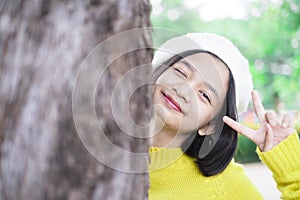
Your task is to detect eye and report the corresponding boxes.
[199,90,211,103]
[173,68,187,78]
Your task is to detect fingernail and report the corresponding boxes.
[270,120,276,126]
[282,122,287,128]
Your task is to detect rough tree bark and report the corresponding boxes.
[0,0,152,199]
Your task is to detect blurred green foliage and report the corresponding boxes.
[151,0,300,110]
[235,135,260,163]
[151,0,300,162]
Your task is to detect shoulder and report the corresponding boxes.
[221,159,246,175]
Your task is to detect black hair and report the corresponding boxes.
[152,50,238,177]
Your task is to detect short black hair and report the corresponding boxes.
[152,50,238,177]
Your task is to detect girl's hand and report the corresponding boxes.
[223,90,295,152]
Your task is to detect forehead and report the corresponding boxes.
[179,53,229,83]
[182,53,228,75]
[180,52,230,96]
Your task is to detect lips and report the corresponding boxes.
[162,91,182,113]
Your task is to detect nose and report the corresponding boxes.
[172,84,191,103]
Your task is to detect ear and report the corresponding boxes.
[198,124,215,136]
[197,129,206,136]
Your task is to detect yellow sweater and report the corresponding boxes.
[149,132,300,200]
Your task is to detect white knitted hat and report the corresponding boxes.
[152,32,253,114]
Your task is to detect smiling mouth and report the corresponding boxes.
[161,92,182,113]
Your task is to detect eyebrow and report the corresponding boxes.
[178,60,195,72]
[179,60,220,101]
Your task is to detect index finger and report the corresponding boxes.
[223,116,255,141]
[252,90,266,123]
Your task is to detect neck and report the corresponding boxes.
[150,123,191,148]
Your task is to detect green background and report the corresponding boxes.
[150,0,300,162]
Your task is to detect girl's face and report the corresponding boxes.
[152,53,229,135]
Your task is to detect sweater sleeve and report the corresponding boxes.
[256,131,300,200]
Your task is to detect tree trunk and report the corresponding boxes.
[0,0,152,199]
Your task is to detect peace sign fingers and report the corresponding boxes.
[252,90,267,124]
[223,90,269,151]
[224,90,295,152]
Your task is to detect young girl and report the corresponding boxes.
[149,33,300,199]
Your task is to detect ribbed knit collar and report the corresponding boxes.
[149,147,197,172]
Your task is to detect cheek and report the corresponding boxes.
[188,100,212,127]
[212,104,224,117]
[155,71,170,85]
[152,85,162,107]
